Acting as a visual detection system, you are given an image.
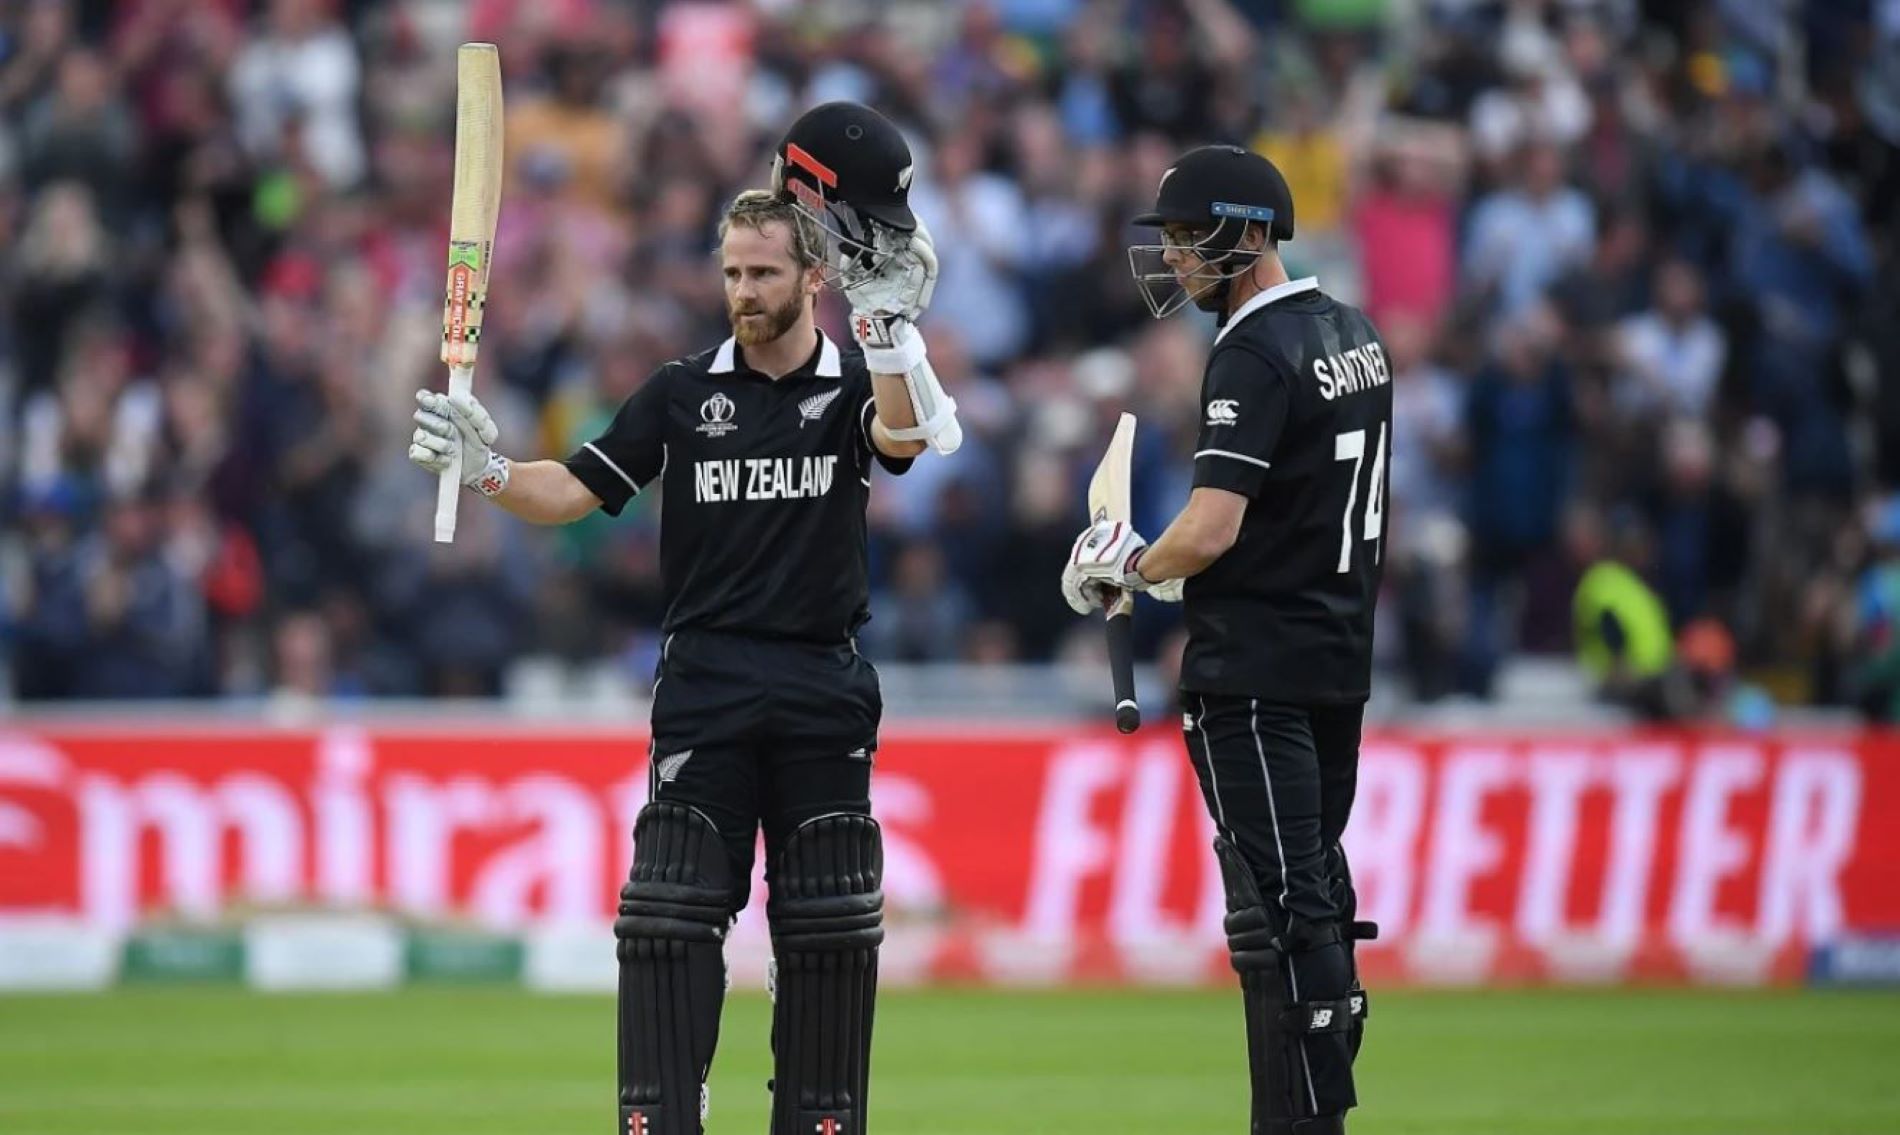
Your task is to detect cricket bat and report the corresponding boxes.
[1089,413,1141,733]
[435,43,505,543]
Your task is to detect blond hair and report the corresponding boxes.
[718,189,826,270]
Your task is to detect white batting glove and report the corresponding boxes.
[410,389,511,498]
[1061,520,1184,614]
[844,217,938,323]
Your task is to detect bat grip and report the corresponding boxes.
[1106,595,1139,733]
[432,365,475,544]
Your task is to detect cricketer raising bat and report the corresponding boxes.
[1089,413,1141,733]
[435,42,505,543]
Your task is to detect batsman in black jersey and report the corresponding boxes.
[1064,145,1391,1134]
[409,104,961,1135]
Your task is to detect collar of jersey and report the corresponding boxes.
[1214,276,1320,346]
[709,330,843,380]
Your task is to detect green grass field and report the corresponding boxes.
[2,988,1897,1134]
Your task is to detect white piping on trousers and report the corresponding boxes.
[1250,697,1319,1116]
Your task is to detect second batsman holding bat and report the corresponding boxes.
[409,102,959,1135]
[1062,144,1391,1134]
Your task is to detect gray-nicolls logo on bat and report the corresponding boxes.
[797,388,843,427]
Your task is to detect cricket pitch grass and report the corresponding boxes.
[3,987,1897,1133]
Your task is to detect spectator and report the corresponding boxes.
[227,0,365,188]
[1462,309,1576,692]
[17,48,136,220]
[1463,137,1596,318]
[908,127,1031,369]
[1571,506,1675,718]
[1613,258,1726,422]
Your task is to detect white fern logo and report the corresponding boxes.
[656,750,693,783]
[798,388,843,427]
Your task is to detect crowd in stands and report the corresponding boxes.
[2,0,1897,723]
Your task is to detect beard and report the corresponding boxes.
[729,291,804,346]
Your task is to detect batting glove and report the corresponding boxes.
[1062,520,1184,614]
[844,217,938,324]
[410,389,510,498]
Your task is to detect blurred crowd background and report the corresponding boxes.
[1,0,1898,724]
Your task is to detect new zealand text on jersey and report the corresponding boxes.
[693,455,839,503]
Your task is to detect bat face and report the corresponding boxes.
[440,43,502,373]
[1088,413,1137,619]
[1089,413,1136,525]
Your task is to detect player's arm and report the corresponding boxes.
[411,367,670,523]
[408,391,603,524]
[847,219,961,457]
[1064,346,1283,611]
[490,461,602,524]
[1130,487,1248,580]
[867,371,928,458]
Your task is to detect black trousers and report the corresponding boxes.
[647,629,881,910]
[1182,694,1363,925]
[1183,693,1365,1116]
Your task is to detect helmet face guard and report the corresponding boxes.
[772,143,903,288]
[1127,206,1270,319]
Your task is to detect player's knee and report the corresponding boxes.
[1214,837,1281,973]
[767,812,884,953]
[615,801,735,959]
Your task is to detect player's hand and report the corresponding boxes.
[844,217,937,323]
[1063,520,1178,613]
[410,389,509,496]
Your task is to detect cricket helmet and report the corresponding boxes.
[1128,144,1295,319]
[771,101,917,283]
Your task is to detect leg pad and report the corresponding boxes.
[767,813,883,1135]
[616,803,733,1135]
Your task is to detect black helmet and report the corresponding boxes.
[1132,144,1294,240]
[1128,145,1295,318]
[771,101,917,282]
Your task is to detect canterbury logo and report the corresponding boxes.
[798,388,843,427]
[1206,399,1239,425]
[655,751,693,783]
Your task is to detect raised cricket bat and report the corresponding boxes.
[435,43,505,543]
[1089,413,1141,733]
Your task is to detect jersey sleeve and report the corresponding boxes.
[1192,344,1289,497]
[563,366,670,516]
[854,372,915,478]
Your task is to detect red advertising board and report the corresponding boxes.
[2,723,1895,986]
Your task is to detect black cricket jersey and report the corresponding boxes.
[1184,277,1392,703]
[564,330,912,644]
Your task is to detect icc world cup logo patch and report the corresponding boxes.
[698,393,738,438]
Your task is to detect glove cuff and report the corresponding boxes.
[853,313,929,373]
[1124,546,1154,592]
[469,452,510,498]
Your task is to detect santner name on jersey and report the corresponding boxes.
[1313,341,1390,401]
[694,455,839,502]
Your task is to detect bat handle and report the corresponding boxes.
[432,365,475,544]
[1106,594,1139,733]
